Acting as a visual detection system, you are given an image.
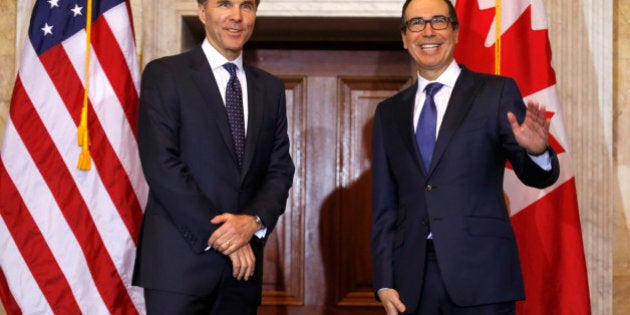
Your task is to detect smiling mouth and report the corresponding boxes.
[421,43,440,50]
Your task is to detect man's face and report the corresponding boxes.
[198,0,257,60]
[401,0,458,79]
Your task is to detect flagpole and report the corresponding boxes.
[495,0,501,75]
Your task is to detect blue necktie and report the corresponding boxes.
[223,63,245,168]
[416,82,443,171]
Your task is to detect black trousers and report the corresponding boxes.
[407,240,516,315]
[144,268,258,315]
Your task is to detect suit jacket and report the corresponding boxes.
[132,46,295,302]
[370,66,559,311]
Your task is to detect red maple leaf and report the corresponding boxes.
[454,3,556,96]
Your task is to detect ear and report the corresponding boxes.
[198,4,207,25]
[401,31,409,50]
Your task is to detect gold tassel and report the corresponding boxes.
[77,106,87,146]
[77,0,93,171]
[76,105,90,170]
[77,145,91,170]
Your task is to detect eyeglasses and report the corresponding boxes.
[402,16,455,32]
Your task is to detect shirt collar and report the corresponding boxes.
[416,60,461,92]
[201,39,244,72]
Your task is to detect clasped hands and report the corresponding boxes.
[207,213,260,281]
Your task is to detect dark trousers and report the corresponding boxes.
[407,240,516,315]
[144,268,258,315]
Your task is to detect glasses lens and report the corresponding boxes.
[408,18,425,32]
[431,17,448,30]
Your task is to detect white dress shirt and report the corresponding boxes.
[200,40,266,244]
[202,39,249,134]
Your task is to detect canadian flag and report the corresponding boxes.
[454,0,591,314]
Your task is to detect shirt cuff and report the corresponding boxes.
[254,227,267,239]
[528,150,552,171]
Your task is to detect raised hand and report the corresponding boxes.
[507,100,551,155]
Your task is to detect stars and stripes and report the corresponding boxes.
[0,0,147,314]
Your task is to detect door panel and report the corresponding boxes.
[245,49,413,315]
[260,77,307,306]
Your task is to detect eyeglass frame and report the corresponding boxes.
[401,15,458,32]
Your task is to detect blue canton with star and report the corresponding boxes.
[28,0,126,55]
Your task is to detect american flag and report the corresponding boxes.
[454,0,590,314]
[0,0,147,313]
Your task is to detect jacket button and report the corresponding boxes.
[425,185,433,192]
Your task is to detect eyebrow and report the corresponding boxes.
[408,15,448,20]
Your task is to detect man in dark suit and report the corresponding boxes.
[132,0,294,314]
[370,0,560,314]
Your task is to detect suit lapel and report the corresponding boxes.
[189,47,240,166]
[431,67,480,172]
[394,83,427,173]
[241,65,262,176]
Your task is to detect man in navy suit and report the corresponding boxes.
[370,0,560,314]
[132,0,294,314]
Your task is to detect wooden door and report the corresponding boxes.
[244,48,413,315]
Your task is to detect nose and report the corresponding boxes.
[228,6,243,21]
[421,23,436,36]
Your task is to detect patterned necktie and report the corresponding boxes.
[223,63,245,168]
[416,82,444,171]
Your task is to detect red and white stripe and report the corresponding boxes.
[0,2,147,314]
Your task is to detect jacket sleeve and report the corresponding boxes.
[241,79,295,240]
[137,59,220,253]
[499,78,560,188]
[370,104,398,296]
